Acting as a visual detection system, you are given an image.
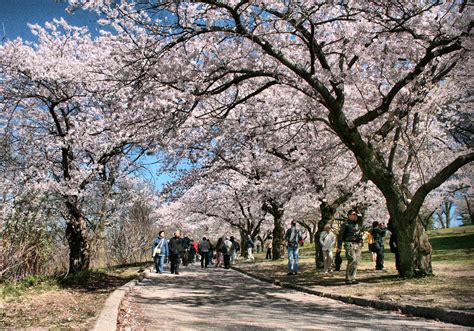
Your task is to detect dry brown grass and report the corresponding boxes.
[236,253,474,311]
[0,265,144,329]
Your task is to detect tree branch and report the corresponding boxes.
[404,152,474,221]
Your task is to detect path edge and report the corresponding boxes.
[93,268,151,331]
[232,266,474,327]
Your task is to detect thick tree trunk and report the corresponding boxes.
[393,217,432,277]
[413,218,433,276]
[66,218,90,273]
[272,217,285,260]
[65,202,90,273]
[239,229,247,259]
[262,199,286,260]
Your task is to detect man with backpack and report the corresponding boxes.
[370,221,387,270]
[285,220,303,275]
[199,237,210,268]
[223,236,234,269]
[245,235,255,260]
[230,236,239,264]
[182,234,191,267]
[168,230,184,275]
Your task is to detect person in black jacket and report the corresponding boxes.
[182,235,191,267]
[168,230,184,275]
[370,221,387,270]
[337,210,363,285]
[388,222,400,272]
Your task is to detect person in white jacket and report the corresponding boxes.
[320,223,336,273]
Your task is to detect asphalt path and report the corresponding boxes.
[118,264,463,330]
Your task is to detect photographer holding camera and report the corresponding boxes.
[370,221,387,270]
[336,209,363,285]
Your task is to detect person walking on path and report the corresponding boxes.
[337,210,363,285]
[371,221,387,270]
[230,236,239,264]
[223,236,234,269]
[199,237,210,268]
[285,220,302,275]
[152,231,168,274]
[246,235,255,260]
[319,224,336,273]
[215,237,225,268]
[168,230,184,275]
[191,239,199,263]
[181,234,191,267]
[208,239,215,265]
[265,236,273,260]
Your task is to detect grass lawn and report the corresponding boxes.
[236,225,474,312]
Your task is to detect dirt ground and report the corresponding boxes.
[0,267,140,329]
[236,257,474,312]
[1,289,109,329]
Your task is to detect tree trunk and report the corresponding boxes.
[413,218,433,276]
[394,217,432,277]
[239,229,247,259]
[65,202,90,273]
[445,202,452,228]
[66,218,90,273]
[272,216,285,260]
[262,199,286,260]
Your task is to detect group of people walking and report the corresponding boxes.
[152,210,390,286]
[151,231,242,274]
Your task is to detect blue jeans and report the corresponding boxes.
[288,245,299,273]
[154,255,165,273]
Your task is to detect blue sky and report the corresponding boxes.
[0,0,104,41]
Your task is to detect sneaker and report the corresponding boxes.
[287,272,293,276]
[345,280,353,285]
[352,280,359,284]
[175,272,180,275]
[294,272,297,275]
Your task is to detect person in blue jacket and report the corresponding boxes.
[152,230,169,273]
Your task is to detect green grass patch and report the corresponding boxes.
[430,233,474,250]
[429,225,474,237]
[0,275,59,298]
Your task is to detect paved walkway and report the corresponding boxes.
[118,264,462,330]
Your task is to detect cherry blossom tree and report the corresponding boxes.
[79,0,474,277]
[0,19,165,272]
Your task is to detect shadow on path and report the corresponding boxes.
[120,264,459,330]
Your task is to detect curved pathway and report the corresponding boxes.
[118,264,462,330]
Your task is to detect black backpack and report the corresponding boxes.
[222,242,229,255]
[233,241,240,251]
